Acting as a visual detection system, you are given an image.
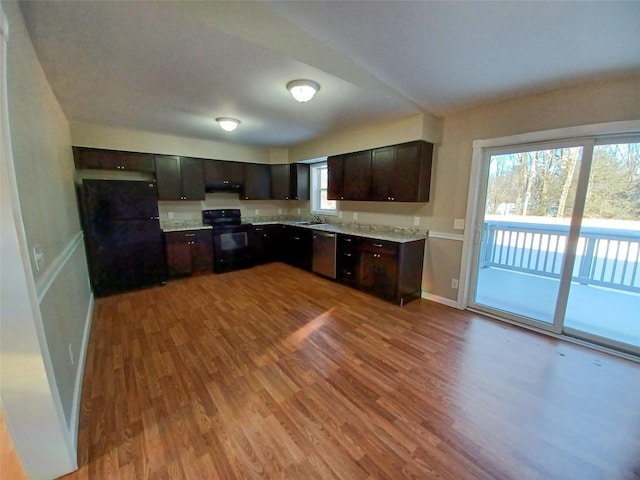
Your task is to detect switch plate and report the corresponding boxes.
[451,278,459,289]
[338,211,343,218]
[353,212,358,220]
[297,208,301,215]
[454,218,465,230]
[168,211,174,219]
[255,209,260,215]
[278,208,283,214]
[413,216,420,226]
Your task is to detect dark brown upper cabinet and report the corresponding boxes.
[73,146,155,173]
[327,155,344,200]
[328,150,371,201]
[270,163,310,200]
[155,155,205,201]
[327,140,433,203]
[241,163,271,200]
[203,159,244,190]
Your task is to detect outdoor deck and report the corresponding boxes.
[475,267,640,349]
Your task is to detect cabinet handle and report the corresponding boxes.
[373,243,383,248]
[294,237,300,240]
[344,238,352,242]
[285,196,289,200]
[223,180,229,184]
[185,233,196,237]
[344,253,352,257]
[255,227,264,231]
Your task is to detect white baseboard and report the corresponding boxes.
[68,292,93,448]
[421,291,461,309]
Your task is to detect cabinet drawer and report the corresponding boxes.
[359,238,398,256]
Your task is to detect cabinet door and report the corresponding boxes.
[393,141,433,202]
[283,226,312,270]
[342,150,371,200]
[358,250,398,299]
[291,163,310,200]
[327,155,344,200]
[371,146,395,201]
[180,157,205,200]
[155,155,183,200]
[191,230,213,273]
[242,163,271,200]
[270,164,291,199]
[165,232,193,277]
[204,160,244,187]
[358,239,399,299]
[73,147,155,172]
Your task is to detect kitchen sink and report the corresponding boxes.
[294,221,326,225]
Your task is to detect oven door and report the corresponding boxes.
[212,227,253,273]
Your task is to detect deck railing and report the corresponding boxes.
[480,220,640,293]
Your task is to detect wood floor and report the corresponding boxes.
[61,263,640,479]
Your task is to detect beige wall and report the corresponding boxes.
[2,1,91,476]
[428,75,640,301]
[71,121,275,163]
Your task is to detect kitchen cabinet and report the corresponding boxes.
[73,146,155,172]
[336,234,359,286]
[327,155,344,200]
[203,159,244,190]
[357,237,425,305]
[241,163,271,200]
[165,230,213,278]
[155,155,205,201]
[330,150,371,201]
[327,140,433,202]
[371,141,433,202]
[282,225,313,271]
[249,224,282,264]
[271,163,310,200]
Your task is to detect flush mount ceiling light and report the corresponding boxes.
[287,79,320,103]
[216,117,240,132]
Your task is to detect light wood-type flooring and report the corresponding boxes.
[60,263,639,479]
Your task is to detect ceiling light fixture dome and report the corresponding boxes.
[216,117,240,132]
[287,79,320,103]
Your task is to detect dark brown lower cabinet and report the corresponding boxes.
[165,230,213,278]
[282,226,313,271]
[249,224,283,264]
[336,234,359,286]
[357,237,425,305]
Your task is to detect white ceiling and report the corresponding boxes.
[19,1,640,148]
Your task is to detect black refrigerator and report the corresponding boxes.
[80,179,166,297]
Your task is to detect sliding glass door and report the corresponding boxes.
[469,135,640,355]
[564,140,640,349]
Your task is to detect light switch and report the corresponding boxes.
[168,211,174,219]
[353,212,358,220]
[454,218,465,230]
[413,216,420,226]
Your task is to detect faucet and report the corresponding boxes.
[312,213,324,223]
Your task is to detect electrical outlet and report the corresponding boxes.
[68,343,74,365]
[168,211,174,219]
[353,212,358,220]
[33,245,45,272]
[451,278,459,290]
[278,208,283,214]
[454,218,465,230]
[413,216,420,226]
[297,208,301,215]
[338,211,343,218]
[255,209,260,215]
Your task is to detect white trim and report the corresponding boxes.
[421,291,460,309]
[35,231,84,304]
[68,292,94,449]
[428,231,464,242]
[472,120,640,149]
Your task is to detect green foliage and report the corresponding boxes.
[486,143,640,221]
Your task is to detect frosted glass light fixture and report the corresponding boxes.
[287,79,320,103]
[216,117,240,132]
